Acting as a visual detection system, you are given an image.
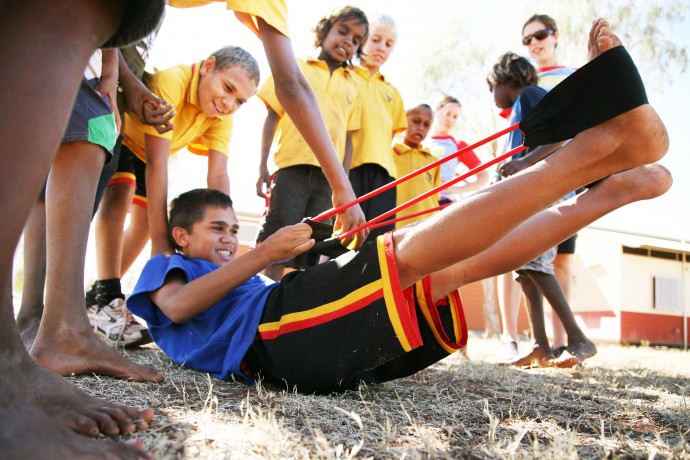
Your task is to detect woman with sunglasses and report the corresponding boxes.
[522,14,576,90]
[496,14,579,362]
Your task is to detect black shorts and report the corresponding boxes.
[244,233,468,394]
[256,165,333,267]
[349,163,397,240]
[107,144,147,207]
[557,233,578,254]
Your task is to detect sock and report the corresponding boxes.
[94,278,125,307]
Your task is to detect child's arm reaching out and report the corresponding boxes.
[150,223,315,323]
[145,134,174,257]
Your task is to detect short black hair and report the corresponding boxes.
[209,45,260,86]
[486,52,538,90]
[168,189,233,251]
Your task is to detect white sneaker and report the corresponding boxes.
[87,298,152,348]
[498,337,519,362]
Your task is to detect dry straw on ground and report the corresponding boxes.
[73,335,690,459]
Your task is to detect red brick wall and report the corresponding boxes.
[620,311,690,346]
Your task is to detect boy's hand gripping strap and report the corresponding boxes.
[520,46,648,147]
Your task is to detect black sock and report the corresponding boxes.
[94,278,124,307]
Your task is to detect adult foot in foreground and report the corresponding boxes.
[30,313,163,382]
[1,393,151,460]
[498,344,554,369]
[2,347,156,437]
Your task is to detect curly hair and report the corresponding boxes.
[313,6,369,65]
[486,52,538,89]
[169,189,233,251]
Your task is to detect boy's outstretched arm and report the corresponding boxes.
[150,223,315,323]
[256,108,280,199]
[255,17,369,245]
[500,142,564,177]
[145,134,174,257]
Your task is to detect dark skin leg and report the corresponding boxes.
[0,1,155,456]
[500,275,556,367]
[526,271,597,367]
[15,202,47,349]
[95,183,135,280]
[30,141,163,382]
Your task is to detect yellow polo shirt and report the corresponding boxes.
[257,58,362,171]
[392,143,441,228]
[168,0,289,38]
[351,67,406,178]
[122,62,233,162]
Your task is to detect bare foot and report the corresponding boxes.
[3,353,155,437]
[30,323,164,382]
[552,340,598,368]
[1,391,152,459]
[588,18,622,60]
[498,344,554,369]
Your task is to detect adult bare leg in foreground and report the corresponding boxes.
[0,1,158,458]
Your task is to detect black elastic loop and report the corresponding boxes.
[293,219,349,269]
[520,46,648,147]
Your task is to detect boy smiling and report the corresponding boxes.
[87,46,259,344]
[128,20,672,395]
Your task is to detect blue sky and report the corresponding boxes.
[150,1,690,241]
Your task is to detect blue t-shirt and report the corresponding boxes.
[508,85,547,155]
[128,254,277,383]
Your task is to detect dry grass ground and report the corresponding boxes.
[72,335,690,459]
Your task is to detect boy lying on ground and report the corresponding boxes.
[128,19,671,394]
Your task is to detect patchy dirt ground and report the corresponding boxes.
[70,335,690,459]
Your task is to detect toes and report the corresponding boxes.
[89,409,126,436]
[63,412,100,437]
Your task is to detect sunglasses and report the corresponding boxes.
[522,29,555,46]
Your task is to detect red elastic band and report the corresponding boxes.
[312,122,522,223]
[337,143,527,241]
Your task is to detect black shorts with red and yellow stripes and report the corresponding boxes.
[243,233,467,394]
[107,143,148,207]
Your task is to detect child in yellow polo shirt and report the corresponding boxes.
[350,14,407,239]
[255,6,368,280]
[166,0,368,243]
[86,45,260,339]
[392,104,441,228]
